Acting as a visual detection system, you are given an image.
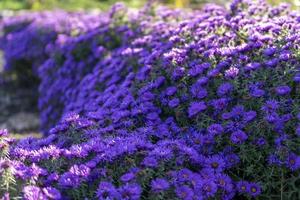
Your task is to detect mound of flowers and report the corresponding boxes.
[1,0,300,199]
[0,10,101,84]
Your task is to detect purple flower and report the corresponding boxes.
[211,98,228,110]
[217,83,233,96]
[205,155,226,172]
[23,186,43,200]
[236,181,249,193]
[165,86,177,96]
[142,156,158,168]
[255,137,267,147]
[242,111,256,123]
[42,187,61,199]
[263,47,276,56]
[0,129,8,137]
[245,62,261,71]
[297,113,300,121]
[120,172,135,182]
[286,153,300,171]
[216,174,233,192]
[200,179,218,198]
[225,67,239,79]
[175,185,194,200]
[250,88,265,98]
[294,73,300,82]
[168,98,180,108]
[61,112,80,123]
[58,172,80,188]
[262,100,279,112]
[247,183,262,197]
[188,101,207,118]
[97,181,120,200]
[275,86,291,96]
[1,193,9,200]
[190,83,208,99]
[225,153,240,168]
[296,126,300,137]
[119,183,142,200]
[207,124,224,136]
[151,178,170,192]
[70,164,90,178]
[177,168,194,182]
[230,130,248,144]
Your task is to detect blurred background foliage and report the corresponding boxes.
[0,0,298,11]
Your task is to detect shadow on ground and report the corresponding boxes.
[0,52,41,136]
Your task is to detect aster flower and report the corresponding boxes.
[151,178,170,193]
[236,181,249,194]
[165,86,177,96]
[211,98,228,110]
[188,101,207,118]
[142,156,158,168]
[120,172,135,182]
[216,174,233,192]
[177,168,194,182]
[225,153,240,168]
[205,155,226,172]
[96,181,120,200]
[250,88,265,98]
[61,112,80,123]
[217,83,233,96]
[263,47,276,56]
[230,130,248,144]
[245,62,261,71]
[296,126,300,137]
[225,67,239,79]
[199,179,218,198]
[190,83,208,99]
[265,58,279,67]
[297,113,300,121]
[168,98,180,108]
[267,154,283,166]
[0,129,8,137]
[119,183,142,200]
[23,186,44,200]
[294,73,300,82]
[1,193,9,200]
[69,164,90,178]
[207,124,224,136]
[286,153,300,171]
[247,183,262,197]
[58,172,81,188]
[261,100,279,112]
[175,185,194,200]
[42,187,61,199]
[243,111,257,122]
[255,137,267,147]
[275,86,291,96]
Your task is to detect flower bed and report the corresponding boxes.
[1,1,300,199]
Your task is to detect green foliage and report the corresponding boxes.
[0,0,145,11]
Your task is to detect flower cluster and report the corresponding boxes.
[0,10,101,84]
[1,0,300,199]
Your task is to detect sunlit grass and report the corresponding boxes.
[0,0,298,11]
[0,0,146,11]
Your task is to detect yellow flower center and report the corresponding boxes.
[212,162,219,168]
[290,159,295,165]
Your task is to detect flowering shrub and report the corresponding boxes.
[0,10,100,84]
[1,0,300,199]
